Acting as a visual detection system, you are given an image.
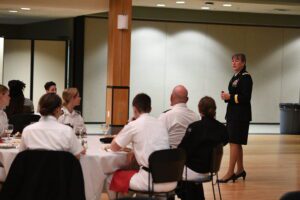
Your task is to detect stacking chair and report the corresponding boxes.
[0,150,86,200]
[129,148,186,199]
[9,113,40,134]
[185,143,223,200]
[280,191,300,200]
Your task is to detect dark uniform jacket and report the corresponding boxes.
[178,117,228,173]
[225,67,253,122]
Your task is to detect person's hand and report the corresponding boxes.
[221,91,230,100]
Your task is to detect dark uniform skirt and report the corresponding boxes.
[226,121,250,145]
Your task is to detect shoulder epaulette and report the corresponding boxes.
[242,72,250,76]
[163,109,171,113]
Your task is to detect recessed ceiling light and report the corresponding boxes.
[21,7,31,10]
[157,4,166,7]
[201,6,210,10]
[223,3,232,7]
[8,10,18,13]
[176,1,185,4]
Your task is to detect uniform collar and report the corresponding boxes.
[235,67,246,76]
[62,106,75,116]
[173,103,187,108]
[40,115,57,122]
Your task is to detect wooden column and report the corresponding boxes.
[106,0,132,130]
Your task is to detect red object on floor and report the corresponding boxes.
[110,169,138,193]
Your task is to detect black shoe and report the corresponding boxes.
[217,174,236,183]
[235,170,247,180]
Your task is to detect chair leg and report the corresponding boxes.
[216,173,222,200]
[211,176,216,200]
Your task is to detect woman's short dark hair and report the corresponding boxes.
[132,93,151,113]
[44,81,56,90]
[198,96,216,118]
[232,53,246,64]
[38,93,62,116]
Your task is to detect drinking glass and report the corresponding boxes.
[6,124,14,141]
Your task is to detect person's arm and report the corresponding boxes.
[110,123,135,152]
[228,75,253,105]
[110,139,122,151]
[178,125,195,155]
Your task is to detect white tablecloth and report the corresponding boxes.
[0,136,128,200]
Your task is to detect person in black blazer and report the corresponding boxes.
[176,96,228,200]
[219,53,253,183]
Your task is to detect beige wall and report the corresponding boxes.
[0,38,3,83]
[84,18,300,123]
[83,18,108,122]
[3,39,31,98]
[33,40,65,110]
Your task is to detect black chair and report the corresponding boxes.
[184,144,223,200]
[119,198,155,200]
[128,148,186,199]
[280,191,300,200]
[9,113,40,134]
[0,150,86,200]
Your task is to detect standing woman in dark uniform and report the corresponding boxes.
[219,53,253,183]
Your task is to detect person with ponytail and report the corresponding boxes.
[19,93,85,158]
[176,96,228,200]
[0,85,10,135]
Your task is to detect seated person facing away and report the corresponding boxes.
[0,85,10,135]
[176,96,228,200]
[107,93,176,199]
[58,88,86,134]
[44,81,57,94]
[159,85,199,148]
[5,80,34,118]
[19,93,85,158]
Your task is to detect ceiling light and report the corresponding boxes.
[8,10,18,13]
[21,7,31,10]
[176,1,185,4]
[201,6,210,10]
[223,3,232,7]
[157,4,166,7]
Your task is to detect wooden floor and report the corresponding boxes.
[101,134,300,200]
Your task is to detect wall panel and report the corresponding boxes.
[83,18,108,122]
[3,39,31,98]
[33,40,65,110]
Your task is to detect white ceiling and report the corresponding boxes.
[133,0,300,15]
[0,0,300,25]
[0,0,109,24]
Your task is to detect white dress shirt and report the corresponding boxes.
[0,109,8,136]
[58,106,86,133]
[115,113,176,192]
[19,116,83,156]
[158,103,199,148]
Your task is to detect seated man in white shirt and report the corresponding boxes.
[19,93,85,158]
[107,93,176,199]
[159,85,199,148]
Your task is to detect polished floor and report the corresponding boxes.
[86,124,281,135]
[91,123,300,200]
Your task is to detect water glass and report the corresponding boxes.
[6,124,14,141]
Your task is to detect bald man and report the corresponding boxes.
[159,85,199,148]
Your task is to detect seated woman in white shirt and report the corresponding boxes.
[19,93,85,158]
[58,88,86,134]
[0,85,10,136]
[0,85,10,183]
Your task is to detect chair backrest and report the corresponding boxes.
[149,148,186,183]
[0,150,85,200]
[210,144,223,173]
[9,113,40,134]
[280,191,300,200]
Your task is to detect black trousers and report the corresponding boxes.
[175,181,205,200]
